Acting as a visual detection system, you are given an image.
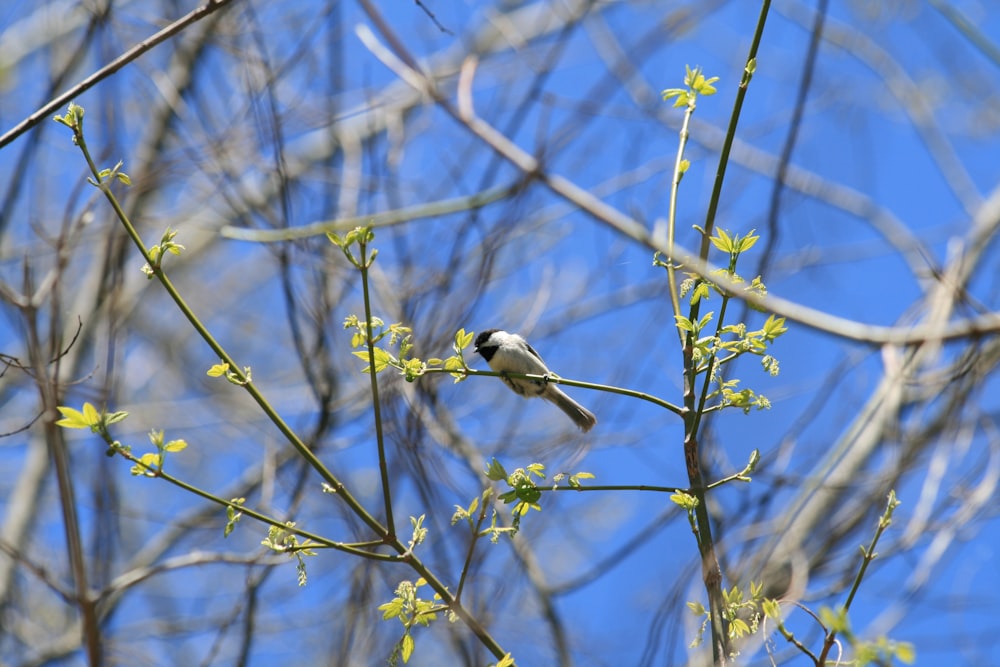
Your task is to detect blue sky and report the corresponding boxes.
[2,1,1000,665]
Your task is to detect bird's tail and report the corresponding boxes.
[545,386,597,432]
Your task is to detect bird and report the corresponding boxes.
[473,329,597,432]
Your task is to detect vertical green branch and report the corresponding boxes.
[817,491,903,665]
[661,65,716,342]
[330,227,397,538]
[661,3,774,656]
[680,337,729,663]
[663,65,730,664]
[699,0,770,254]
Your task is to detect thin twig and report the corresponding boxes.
[0,0,236,150]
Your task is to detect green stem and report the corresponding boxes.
[682,3,771,661]
[425,367,686,417]
[547,483,682,493]
[115,444,400,560]
[357,240,396,538]
[692,259,738,436]
[700,0,771,254]
[454,494,490,603]
[819,492,897,663]
[665,99,697,345]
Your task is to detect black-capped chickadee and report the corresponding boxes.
[473,329,597,432]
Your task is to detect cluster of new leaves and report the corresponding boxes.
[224,498,246,538]
[141,227,185,278]
[378,578,444,665]
[483,458,594,534]
[333,227,473,383]
[451,490,509,545]
[342,315,473,384]
[688,581,765,649]
[487,459,545,520]
[206,361,252,386]
[56,403,187,473]
[328,226,377,269]
[260,523,318,587]
[662,64,720,108]
[128,429,188,477]
[660,228,788,414]
[661,65,720,178]
[55,402,127,443]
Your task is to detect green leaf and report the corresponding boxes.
[515,487,541,505]
[81,402,99,424]
[710,228,733,253]
[55,405,92,429]
[455,328,474,349]
[379,598,403,619]
[729,618,750,638]
[694,75,718,96]
[207,362,229,377]
[762,314,788,339]
[687,600,706,615]
[371,347,392,372]
[691,282,711,305]
[670,492,699,509]
[674,315,695,333]
[738,229,759,252]
[163,439,187,452]
[104,410,129,426]
[484,458,507,481]
[224,498,245,538]
[131,452,160,476]
[684,63,696,85]
[512,501,533,516]
[661,87,685,101]
[401,633,414,663]
[894,641,916,664]
[445,356,468,382]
